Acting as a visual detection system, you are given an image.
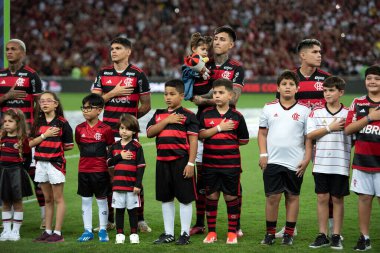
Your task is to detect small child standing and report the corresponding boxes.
[147,79,199,245]
[307,76,351,250]
[199,79,249,244]
[76,94,115,242]
[107,113,145,244]
[182,32,213,101]
[0,109,33,241]
[30,91,74,243]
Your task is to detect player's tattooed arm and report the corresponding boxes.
[230,86,242,106]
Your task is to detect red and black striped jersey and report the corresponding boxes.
[91,64,150,137]
[146,107,199,161]
[200,106,249,171]
[0,136,30,166]
[206,58,245,89]
[0,65,42,126]
[33,116,74,170]
[75,120,114,173]
[345,95,380,172]
[107,140,145,192]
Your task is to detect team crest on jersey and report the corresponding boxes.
[314,82,324,91]
[292,112,300,121]
[123,77,134,87]
[221,71,232,79]
[16,78,25,87]
[94,132,102,140]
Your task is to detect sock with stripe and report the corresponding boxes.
[206,199,218,232]
[266,220,277,235]
[226,198,239,233]
[284,221,296,236]
[2,211,12,232]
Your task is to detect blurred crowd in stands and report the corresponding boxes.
[11,0,380,79]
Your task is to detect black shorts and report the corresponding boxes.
[263,164,303,196]
[0,165,33,202]
[313,172,349,197]
[156,156,196,204]
[77,172,110,198]
[203,168,241,196]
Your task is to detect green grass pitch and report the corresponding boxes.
[1,92,379,252]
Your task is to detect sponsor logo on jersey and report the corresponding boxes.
[359,109,366,113]
[0,73,7,77]
[224,66,233,70]
[110,97,130,104]
[315,76,325,81]
[360,124,380,135]
[104,71,114,75]
[125,72,136,77]
[18,72,28,77]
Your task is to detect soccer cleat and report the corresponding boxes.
[189,225,205,235]
[309,233,330,248]
[138,221,152,233]
[176,232,190,245]
[330,234,343,250]
[129,233,140,244]
[237,228,244,238]
[115,233,125,244]
[33,231,51,243]
[46,233,64,243]
[275,226,298,238]
[77,230,94,242]
[261,233,275,245]
[226,232,238,244]
[98,229,109,242]
[0,230,11,241]
[153,233,175,244]
[282,233,293,246]
[7,230,20,241]
[203,232,217,243]
[354,234,371,251]
[93,222,116,232]
[40,218,46,230]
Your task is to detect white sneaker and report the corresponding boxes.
[8,230,20,241]
[115,233,125,244]
[129,233,140,244]
[275,226,297,238]
[138,221,152,232]
[0,230,10,241]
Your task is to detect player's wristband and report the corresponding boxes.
[366,115,373,123]
[325,125,331,133]
[187,162,195,167]
[216,125,222,132]
[259,153,268,157]
[40,134,46,140]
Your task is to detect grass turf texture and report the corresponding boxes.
[1,92,379,252]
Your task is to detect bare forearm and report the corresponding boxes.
[188,135,198,163]
[307,128,329,140]
[344,117,368,135]
[199,126,219,139]
[146,120,168,138]
[138,104,151,118]
[258,129,268,153]
[230,86,242,106]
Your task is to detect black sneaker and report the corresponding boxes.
[309,233,330,248]
[260,233,275,245]
[354,234,371,251]
[176,232,190,245]
[282,233,293,246]
[153,233,175,244]
[330,234,343,250]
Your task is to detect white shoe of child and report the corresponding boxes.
[115,233,125,244]
[0,230,10,241]
[8,230,20,241]
[129,233,140,244]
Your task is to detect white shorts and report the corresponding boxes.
[195,140,204,163]
[35,161,65,184]
[112,191,141,209]
[350,169,380,197]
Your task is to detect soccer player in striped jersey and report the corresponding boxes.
[307,76,351,250]
[92,37,151,232]
[259,70,312,246]
[30,91,74,243]
[107,114,145,244]
[76,94,115,242]
[200,79,249,244]
[345,65,380,251]
[147,79,199,245]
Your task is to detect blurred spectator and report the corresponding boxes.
[11,0,380,79]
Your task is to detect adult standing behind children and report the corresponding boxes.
[189,25,246,237]
[344,65,380,251]
[92,37,151,232]
[0,39,46,230]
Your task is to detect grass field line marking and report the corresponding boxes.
[23,198,37,204]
